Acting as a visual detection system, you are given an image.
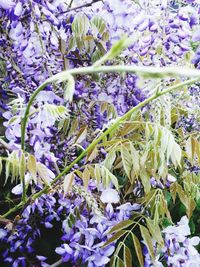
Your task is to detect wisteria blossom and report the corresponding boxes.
[0,0,200,266]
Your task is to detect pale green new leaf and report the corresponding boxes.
[47,72,75,102]
[27,154,37,184]
[63,74,75,102]
[75,125,87,144]
[130,143,140,177]
[90,16,106,34]
[5,160,11,185]
[146,218,164,246]
[37,162,55,186]
[107,37,132,60]
[93,164,119,190]
[103,149,116,170]
[44,104,69,120]
[140,169,151,194]
[93,36,132,66]
[170,141,182,167]
[9,151,20,183]
[121,143,132,181]
[103,166,119,190]
[0,157,2,175]
[64,172,75,193]
[82,166,91,189]
[91,49,104,63]
[71,13,90,37]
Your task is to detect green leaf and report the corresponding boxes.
[63,172,75,193]
[91,49,104,63]
[130,143,140,177]
[116,257,125,267]
[90,16,106,34]
[107,37,131,60]
[102,166,119,190]
[0,157,2,175]
[82,166,91,189]
[139,225,155,262]
[27,154,37,184]
[48,72,75,102]
[86,146,98,162]
[5,160,11,185]
[69,213,76,225]
[131,233,144,267]
[9,151,19,183]
[146,218,164,246]
[94,164,101,188]
[37,163,54,186]
[109,220,134,234]
[170,182,178,203]
[75,125,87,144]
[176,184,196,218]
[124,245,132,267]
[68,36,76,51]
[63,74,75,102]
[71,13,90,37]
[44,104,69,120]
[121,143,132,181]
[170,141,182,167]
[93,36,132,66]
[102,230,126,247]
[140,169,151,194]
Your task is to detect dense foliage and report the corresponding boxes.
[0,0,200,266]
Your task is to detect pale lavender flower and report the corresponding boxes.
[0,0,15,9]
[100,189,120,204]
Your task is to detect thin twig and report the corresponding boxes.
[58,0,102,15]
[50,258,63,267]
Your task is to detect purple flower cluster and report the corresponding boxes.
[0,190,140,267]
[1,0,199,166]
[86,0,200,66]
[0,0,147,166]
[144,216,200,267]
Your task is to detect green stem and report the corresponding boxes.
[2,201,24,218]
[63,65,200,77]
[21,81,48,150]
[22,176,26,203]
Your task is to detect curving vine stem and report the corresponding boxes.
[2,64,200,217]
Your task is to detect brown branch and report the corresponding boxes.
[58,0,102,16]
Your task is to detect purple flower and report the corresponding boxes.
[0,229,7,239]
[100,189,120,203]
[192,30,200,42]
[0,0,15,9]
